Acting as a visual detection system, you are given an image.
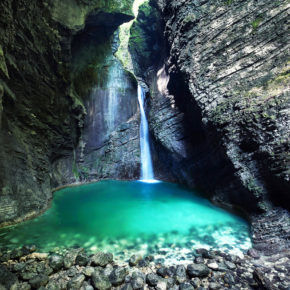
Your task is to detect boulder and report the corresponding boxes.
[146,273,159,287]
[109,267,127,286]
[91,271,112,290]
[0,265,19,289]
[187,264,210,278]
[90,252,113,267]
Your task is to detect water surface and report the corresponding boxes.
[0,181,251,262]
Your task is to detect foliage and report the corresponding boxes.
[251,17,263,31]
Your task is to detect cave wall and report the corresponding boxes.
[51,10,140,186]
[156,0,290,211]
[129,0,290,252]
[0,0,136,226]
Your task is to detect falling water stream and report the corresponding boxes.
[137,84,157,182]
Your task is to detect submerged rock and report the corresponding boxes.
[76,252,89,266]
[0,265,19,289]
[28,274,49,289]
[179,282,195,290]
[109,266,128,286]
[91,252,113,267]
[49,254,64,271]
[131,271,145,289]
[91,271,112,290]
[67,274,85,289]
[175,265,187,284]
[146,273,159,287]
[129,255,142,267]
[64,249,83,269]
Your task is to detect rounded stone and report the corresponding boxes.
[187,264,210,278]
[146,273,159,286]
[91,252,113,267]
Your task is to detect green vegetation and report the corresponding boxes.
[115,0,148,72]
[210,62,290,126]
[0,45,9,79]
[251,17,263,31]
[50,0,135,29]
[183,14,196,24]
[224,0,234,6]
[72,38,111,99]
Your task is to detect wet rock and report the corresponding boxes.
[121,284,133,290]
[274,264,286,273]
[49,254,64,271]
[28,274,49,289]
[109,266,127,286]
[175,265,187,284]
[209,282,221,290]
[66,266,80,277]
[145,255,154,262]
[76,252,89,266]
[187,264,210,278]
[196,249,214,259]
[103,264,113,277]
[157,279,167,290]
[83,266,95,277]
[223,272,235,285]
[217,263,228,272]
[224,261,236,270]
[13,262,26,272]
[63,249,83,269]
[91,270,112,290]
[194,257,205,264]
[67,274,85,289]
[19,261,52,281]
[125,275,131,283]
[167,266,176,277]
[138,259,149,267]
[179,282,194,290]
[146,273,159,286]
[0,265,19,289]
[190,278,200,288]
[91,252,113,267]
[247,249,260,259]
[131,271,145,289]
[207,262,219,270]
[157,267,168,278]
[168,286,179,290]
[22,245,37,255]
[167,277,176,288]
[0,251,10,262]
[17,282,31,290]
[253,268,276,289]
[129,255,142,267]
[10,248,25,259]
[81,281,94,290]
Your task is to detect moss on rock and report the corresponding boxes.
[49,0,135,30]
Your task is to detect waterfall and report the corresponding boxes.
[137,84,157,183]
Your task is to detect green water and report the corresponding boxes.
[0,181,251,261]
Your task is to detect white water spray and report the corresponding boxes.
[137,85,158,183]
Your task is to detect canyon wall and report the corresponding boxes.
[0,0,139,226]
[129,0,290,252]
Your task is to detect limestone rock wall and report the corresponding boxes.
[131,0,289,212]
[0,0,136,226]
[129,0,289,252]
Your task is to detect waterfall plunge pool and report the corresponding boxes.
[0,180,251,264]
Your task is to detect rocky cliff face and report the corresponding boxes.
[129,0,290,252]
[0,0,138,226]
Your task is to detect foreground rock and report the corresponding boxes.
[0,247,289,289]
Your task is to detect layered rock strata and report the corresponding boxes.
[129,0,290,252]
